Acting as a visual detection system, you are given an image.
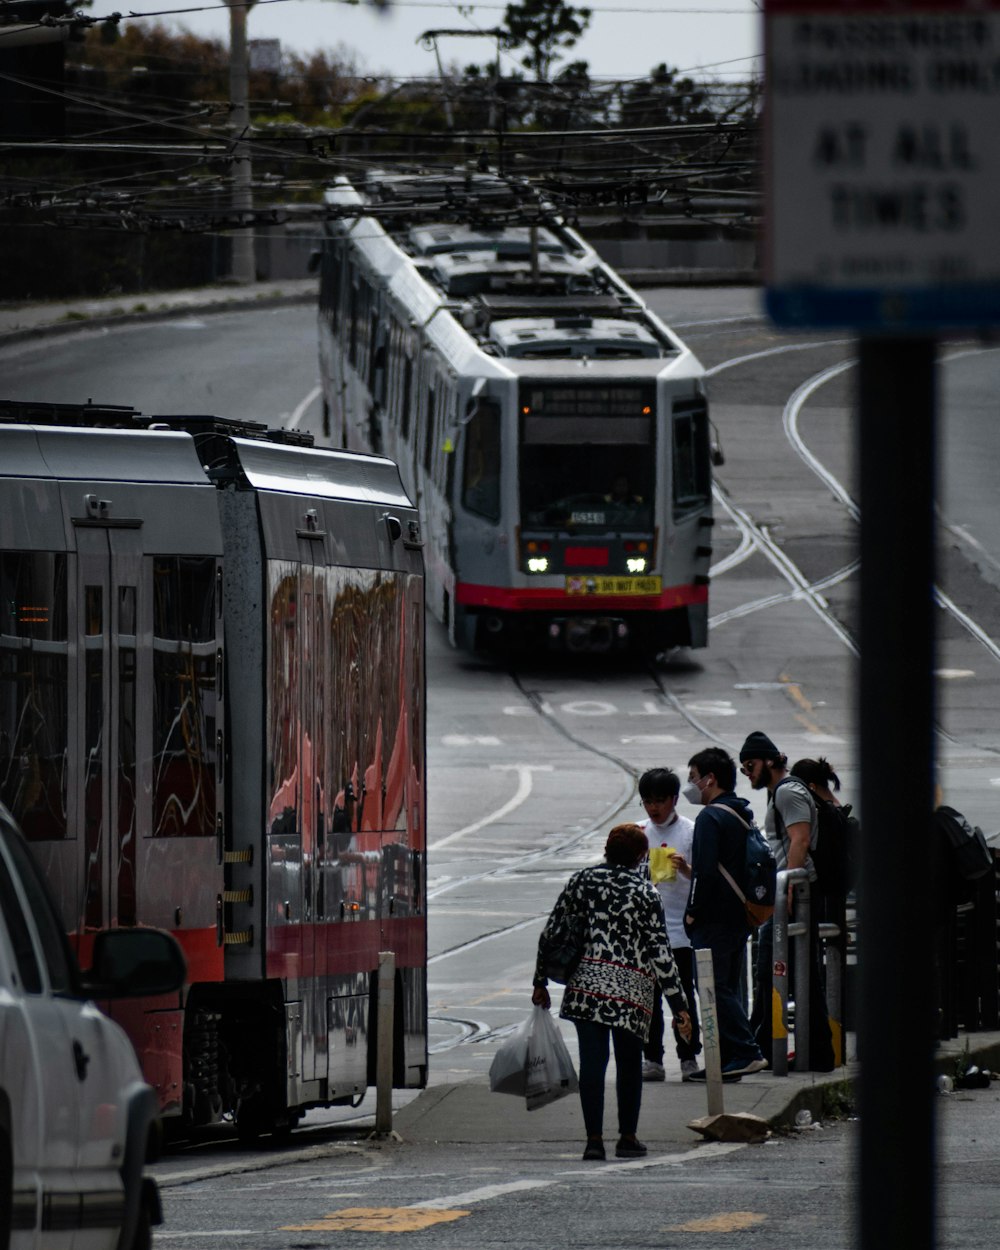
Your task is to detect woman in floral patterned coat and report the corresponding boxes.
[532,823,692,1161]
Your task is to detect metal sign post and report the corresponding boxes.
[694,948,725,1116]
[761,3,1000,1244]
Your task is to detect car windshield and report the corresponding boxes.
[519,385,654,532]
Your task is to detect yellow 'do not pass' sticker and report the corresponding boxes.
[566,575,661,596]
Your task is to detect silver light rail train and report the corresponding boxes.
[317,170,715,655]
[0,401,427,1139]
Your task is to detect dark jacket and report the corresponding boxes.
[683,792,755,937]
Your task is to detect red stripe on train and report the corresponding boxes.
[265,916,426,980]
[453,582,708,612]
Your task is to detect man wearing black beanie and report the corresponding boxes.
[739,731,835,1072]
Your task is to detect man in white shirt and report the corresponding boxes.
[638,767,702,1082]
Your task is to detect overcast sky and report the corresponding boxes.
[129,0,761,82]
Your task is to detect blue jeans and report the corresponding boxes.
[572,1019,643,1139]
[689,927,762,1067]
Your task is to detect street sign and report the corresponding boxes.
[764,0,1000,328]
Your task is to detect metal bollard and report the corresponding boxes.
[694,948,725,1116]
[772,868,809,1076]
[819,923,843,1067]
[374,950,395,1136]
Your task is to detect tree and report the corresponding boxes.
[502,0,591,81]
[619,63,717,130]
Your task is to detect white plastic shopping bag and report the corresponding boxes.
[489,1006,579,1109]
[524,1006,579,1111]
[489,1013,531,1097]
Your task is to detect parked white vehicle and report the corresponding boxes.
[0,803,186,1250]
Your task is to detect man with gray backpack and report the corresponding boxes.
[741,731,836,1072]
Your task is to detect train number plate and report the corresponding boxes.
[565,575,662,596]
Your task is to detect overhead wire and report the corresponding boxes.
[1,16,760,231]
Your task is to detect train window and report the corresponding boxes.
[461,400,501,522]
[370,335,386,404]
[672,400,711,518]
[0,552,69,841]
[348,276,359,367]
[519,386,654,531]
[401,358,413,441]
[151,557,217,838]
[321,245,341,327]
[423,385,436,474]
[267,563,299,845]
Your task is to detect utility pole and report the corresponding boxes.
[226,0,255,284]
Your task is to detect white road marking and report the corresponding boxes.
[442,735,502,746]
[156,1233,256,1240]
[414,1179,554,1208]
[685,701,737,717]
[560,700,617,716]
[621,734,683,744]
[629,701,670,716]
[287,383,321,429]
[412,1142,746,1210]
[427,765,553,851]
[780,354,1000,666]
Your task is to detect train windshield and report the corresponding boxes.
[519,385,655,531]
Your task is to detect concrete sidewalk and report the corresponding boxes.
[394,1029,1000,1149]
[0,277,317,344]
[394,1066,851,1149]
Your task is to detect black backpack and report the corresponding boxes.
[934,805,993,883]
[811,797,858,901]
[774,776,856,902]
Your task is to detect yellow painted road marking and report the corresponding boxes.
[666,1212,767,1233]
[282,1206,470,1233]
[778,672,827,737]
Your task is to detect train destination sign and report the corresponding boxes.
[764,0,1000,328]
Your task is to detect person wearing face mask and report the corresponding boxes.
[681,747,768,1080]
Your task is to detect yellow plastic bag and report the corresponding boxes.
[649,845,678,884]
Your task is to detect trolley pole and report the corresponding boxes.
[857,337,938,1250]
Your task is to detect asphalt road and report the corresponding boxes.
[5,290,1000,1248]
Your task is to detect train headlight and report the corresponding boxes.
[626,557,647,574]
[527,557,549,573]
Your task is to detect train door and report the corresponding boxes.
[73,525,143,936]
[297,532,328,1085]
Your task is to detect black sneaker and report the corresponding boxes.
[614,1136,648,1158]
[582,1139,606,1161]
